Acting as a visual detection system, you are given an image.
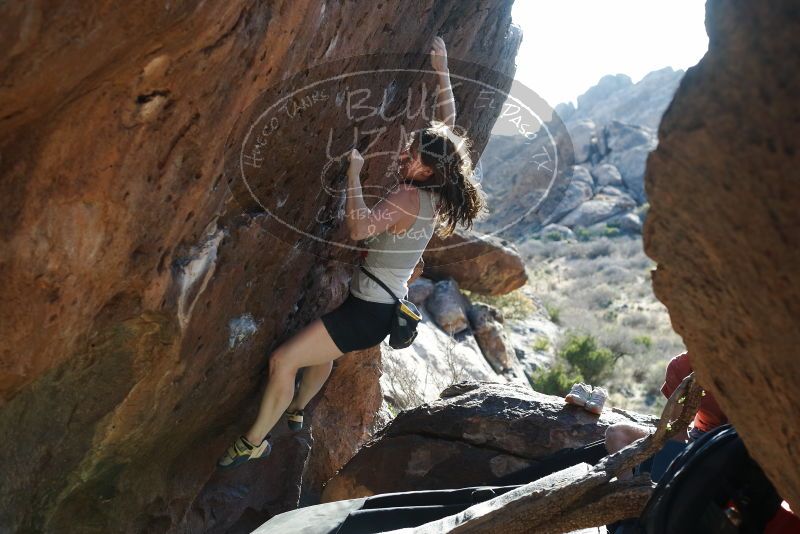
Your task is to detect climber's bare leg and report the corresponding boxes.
[288,361,334,412]
[605,423,651,480]
[245,318,342,444]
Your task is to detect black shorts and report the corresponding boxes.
[321,292,395,353]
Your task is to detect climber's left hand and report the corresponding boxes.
[430,36,448,73]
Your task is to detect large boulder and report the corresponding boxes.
[380,311,497,410]
[571,164,596,190]
[604,121,658,204]
[466,303,516,373]
[607,145,654,204]
[422,227,527,296]
[644,0,800,509]
[558,191,636,229]
[542,176,594,226]
[568,120,600,164]
[425,279,471,335]
[601,212,643,235]
[591,163,624,188]
[0,1,522,531]
[407,277,435,307]
[321,381,656,501]
[604,120,656,152]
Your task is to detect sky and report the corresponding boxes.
[510,0,709,107]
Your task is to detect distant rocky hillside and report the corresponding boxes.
[475,67,684,240]
[555,67,684,130]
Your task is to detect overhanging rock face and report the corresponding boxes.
[0,1,521,531]
[644,0,800,509]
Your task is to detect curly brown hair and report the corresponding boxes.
[405,120,488,237]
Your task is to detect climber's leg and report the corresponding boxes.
[288,361,334,412]
[244,318,343,444]
[605,423,650,453]
[605,423,652,480]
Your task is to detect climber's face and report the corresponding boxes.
[399,141,434,182]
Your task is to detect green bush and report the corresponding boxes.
[545,232,563,242]
[560,333,616,385]
[532,336,550,352]
[463,288,536,321]
[603,309,619,323]
[545,303,561,324]
[634,335,653,349]
[575,227,592,242]
[530,365,584,396]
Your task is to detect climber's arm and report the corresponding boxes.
[431,36,455,128]
[345,150,413,241]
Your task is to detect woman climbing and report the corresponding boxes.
[218,36,487,468]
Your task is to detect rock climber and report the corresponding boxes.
[218,36,488,468]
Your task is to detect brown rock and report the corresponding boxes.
[425,279,470,334]
[422,227,527,295]
[643,0,800,509]
[467,302,515,372]
[301,345,384,504]
[0,1,521,531]
[321,381,655,501]
[408,277,435,307]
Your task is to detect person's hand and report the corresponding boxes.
[430,36,448,73]
[348,148,364,175]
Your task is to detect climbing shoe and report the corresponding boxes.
[217,435,271,469]
[286,409,304,431]
[565,383,592,407]
[584,387,608,415]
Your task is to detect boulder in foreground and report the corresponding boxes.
[322,381,655,502]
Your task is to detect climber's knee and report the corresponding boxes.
[605,423,649,453]
[268,346,299,378]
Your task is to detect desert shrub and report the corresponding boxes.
[603,310,618,323]
[530,364,583,396]
[560,333,616,385]
[567,258,597,277]
[544,302,561,324]
[622,312,651,328]
[587,285,616,309]
[463,288,536,321]
[532,336,550,352]
[616,236,644,258]
[585,240,612,259]
[574,227,592,242]
[634,335,653,349]
[597,264,632,285]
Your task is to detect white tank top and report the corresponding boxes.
[350,188,439,304]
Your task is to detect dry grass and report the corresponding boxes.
[519,234,685,414]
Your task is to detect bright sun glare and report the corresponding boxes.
[510,0,709,107]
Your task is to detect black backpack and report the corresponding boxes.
[638,425,781,534]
